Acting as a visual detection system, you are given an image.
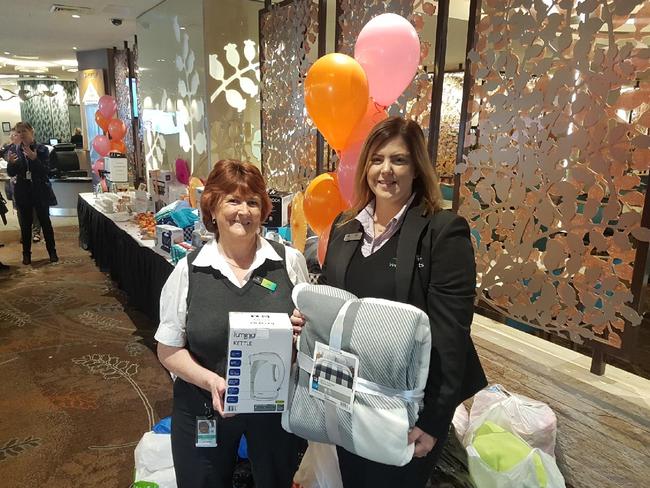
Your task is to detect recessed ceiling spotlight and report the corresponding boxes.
[180,26,186,30]
[73,47,77,50]
[72,14,80,19]
[3,51,9,55]
[156,58,166,62]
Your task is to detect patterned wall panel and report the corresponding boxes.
[336,1,437,131]
[114,49,135,181]
[18,81,79,144]
[259,0,320,192]
[437,72,464,177]
[457,0,650,348]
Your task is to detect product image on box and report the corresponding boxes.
[224,312,292,414]
[249,352,285,401]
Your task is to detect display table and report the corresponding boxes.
[77,193,173,323]
[51,177,93,216]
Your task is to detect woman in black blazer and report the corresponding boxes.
[6,122,58,264]
[292,117,486,487]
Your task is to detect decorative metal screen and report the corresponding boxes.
[259,0,320,192]
[437,72,464,177]
[336,1,437,129]
[457,0,650,348]
[114,49,135,181]
[18,80,79,143]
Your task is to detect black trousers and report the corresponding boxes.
[337,431,448,488]
[17,203,55,256]
[171,378,300,488]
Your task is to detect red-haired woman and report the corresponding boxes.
[155,160,309,488]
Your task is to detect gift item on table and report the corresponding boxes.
[264,189,293,228]
[223,312,293,414]
[465,385,557,457]
[171,241,194,265]
[148,169,174,212]
[282,283,431,466]
[466,421,566,488]
[156,224,184,254]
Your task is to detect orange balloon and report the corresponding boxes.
[95,110,110,132]
[303,172,346,236]
[108,119,127,141]
[317,224,331,267]
[110,140,126,154]
[189,176,203,208]
[290,192,308,253]
[305,53,369,151]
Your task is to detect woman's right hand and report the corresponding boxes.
[207,372,228,417]
[7,152,17,163]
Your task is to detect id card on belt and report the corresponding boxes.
[25,170,32,181]
[195,416,217,447]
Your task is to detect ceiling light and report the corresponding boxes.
[180,26,186,30]
[13,55,40,60]
[72,14,80,18]
[3,51,9,55]
[73,46,77,50]
[156,59,166,62]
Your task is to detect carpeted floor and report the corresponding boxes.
[0,225,174,487]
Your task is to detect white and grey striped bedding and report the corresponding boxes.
[282,283,431,466]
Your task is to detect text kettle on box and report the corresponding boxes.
[224,312,292,414]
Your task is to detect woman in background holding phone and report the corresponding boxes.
[6,122,58,264]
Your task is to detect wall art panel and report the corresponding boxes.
[260,0,320,192]
[457,0,650,348]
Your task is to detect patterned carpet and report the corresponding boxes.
[0,225,174,488]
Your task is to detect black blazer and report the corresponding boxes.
[5,143,51,207]
[319,198,487,438]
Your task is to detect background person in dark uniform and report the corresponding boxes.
[155,160,309,488]
[291,117,487,488]
[70,127,83,148]
[5,122,57,264]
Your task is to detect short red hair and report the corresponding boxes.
[200,159,272,234]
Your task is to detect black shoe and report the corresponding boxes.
[49,252,59,263]
[0,262,9,271]
[23,254,31,265]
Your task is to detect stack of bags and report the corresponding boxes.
[454,385,566,488]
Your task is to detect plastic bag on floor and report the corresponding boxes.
[467,422,565,488]
[467,385,557,456]
[134,431,177,488]
[293,442,343,488]
[452,403,469,442]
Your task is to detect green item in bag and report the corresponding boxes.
[472,421,548,487]
[132,482,159,488]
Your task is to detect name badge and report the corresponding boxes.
[252,276,277,292]
[344,232,363,242]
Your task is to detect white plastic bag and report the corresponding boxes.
[294,442,343,488]
[452,403,470,442]
[467,444,566,488]
[467,385,557,456]
[134,432,177,488]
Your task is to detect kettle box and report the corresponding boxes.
[224,312,293,414]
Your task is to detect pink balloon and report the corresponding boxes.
[175,158,190,186]
[354,13,420,107]
[92,135,111,157]
[92,158,105,176]
[338,145,361,206]
[98,95,117,119]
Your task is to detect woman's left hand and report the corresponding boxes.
[289,308,305,342]
[22,144,37,161]
[408,427,437,458]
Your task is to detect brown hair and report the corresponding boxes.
[340,116,443,224]
[200,159,272,235]
[14,121,34,132]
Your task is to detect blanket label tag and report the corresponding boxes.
[309,342,359,413]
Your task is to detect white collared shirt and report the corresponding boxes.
[154,237,309,347]
[355,194,415,257]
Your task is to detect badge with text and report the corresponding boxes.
[309,342,359,413]
[195,416,217,447]
[344,232,363,242]
[25,171,32,181]
[252,276,277,292]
